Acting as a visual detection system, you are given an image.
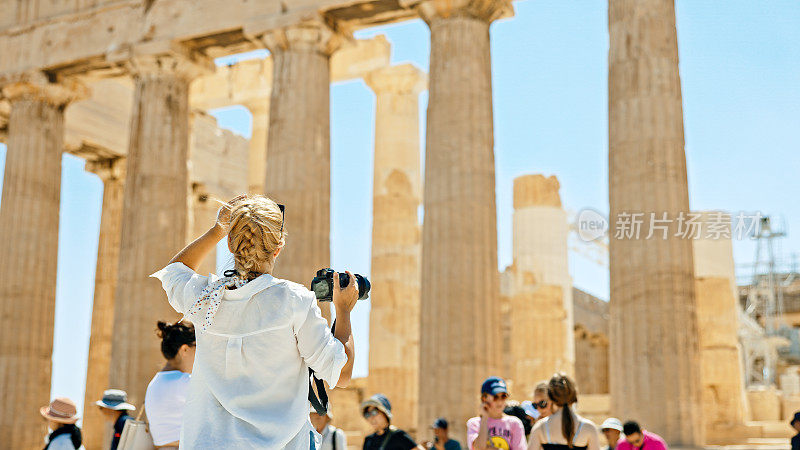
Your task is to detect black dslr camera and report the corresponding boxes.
[310,268,370,301]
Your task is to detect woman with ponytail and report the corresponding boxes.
[527,373,601,450]
[151,195,357,449]
[144,320,196,448]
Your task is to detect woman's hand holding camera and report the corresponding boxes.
[331,271,357,387]
[333,271,358,313]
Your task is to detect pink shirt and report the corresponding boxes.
[615,430,668,450]
[467,415,526,450]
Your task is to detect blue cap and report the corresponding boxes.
[481,376,508,395]
[432,418,448,429]
[361,393,392,420]
[791,411,800,426]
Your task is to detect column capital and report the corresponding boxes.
[106,42,214,81]
[364,64,427,96]
[409,0,513,24]
[0,72,88,107]
[259,19,349,57]
[124,52,213,81]
[85,157,125,182]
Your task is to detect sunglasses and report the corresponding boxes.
[277,203,285,232]
[363,408,380,419]
[533,400,548,409]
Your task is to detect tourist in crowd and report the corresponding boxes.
[310,407,347,450]
[504,401,534,439]
[615,421,667,450]
[527,373,600,450]
[151,195,356,449]
[361,394,422,450]
[599,418,623,450]
[361,394,423,450]
[532,382,556,421]
[467,376,527,450]
[40,397,83,450]
[792,411,800,450]
[144,320,195,448]
[423,417,461,450]
[94,389,136,450]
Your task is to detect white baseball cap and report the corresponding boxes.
[520,401,540,419]
[601,418,623,431]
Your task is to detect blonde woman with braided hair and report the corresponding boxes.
[152,195,357,450]
[527,373,601,450]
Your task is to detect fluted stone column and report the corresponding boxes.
[82,158,126,450]
[0,75,85,449]
[243,100,269,194]
[692,211,748,442]
[416,0,511,442]
[260,21,343,321]
[608,0,702,444]
[364,64,425,435]
[109,54,206,406]
[506,175,574,398]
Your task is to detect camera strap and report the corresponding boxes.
[308,319,335,415]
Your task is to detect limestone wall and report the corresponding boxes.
[692,211,749,441]
[505,175,574,398]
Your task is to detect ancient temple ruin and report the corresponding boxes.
[0,0,794,448]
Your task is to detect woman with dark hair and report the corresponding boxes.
[526,373,600,450]
[144,320,196,449]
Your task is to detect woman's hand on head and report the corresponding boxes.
[332,271,358,313]
[216,195,247,232]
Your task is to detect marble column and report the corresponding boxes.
[692,211,748,441]
[82,157,126,450]
[415,0,511,442]
[364,64,425,435]
[0,75,85,448]
[608,0,703,444]
[109,54,206,406]
[260,20,343,322]
[507,175,573,398]
[243,100,269,195]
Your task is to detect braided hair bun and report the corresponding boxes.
[227,195,286,280]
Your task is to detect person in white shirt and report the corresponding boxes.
[309,407,347,450]
[152,195,357,449]
[144,320,195,448]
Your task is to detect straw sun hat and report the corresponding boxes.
[40,398,79,424]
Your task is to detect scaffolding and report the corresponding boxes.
[739,216,800,385]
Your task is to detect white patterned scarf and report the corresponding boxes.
[187,270,249,332]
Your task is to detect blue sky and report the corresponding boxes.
[0,0,798,415]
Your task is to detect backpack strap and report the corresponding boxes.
[379,426,399,450]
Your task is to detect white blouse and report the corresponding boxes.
[151,262,347,450]
[144,370,190,445]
